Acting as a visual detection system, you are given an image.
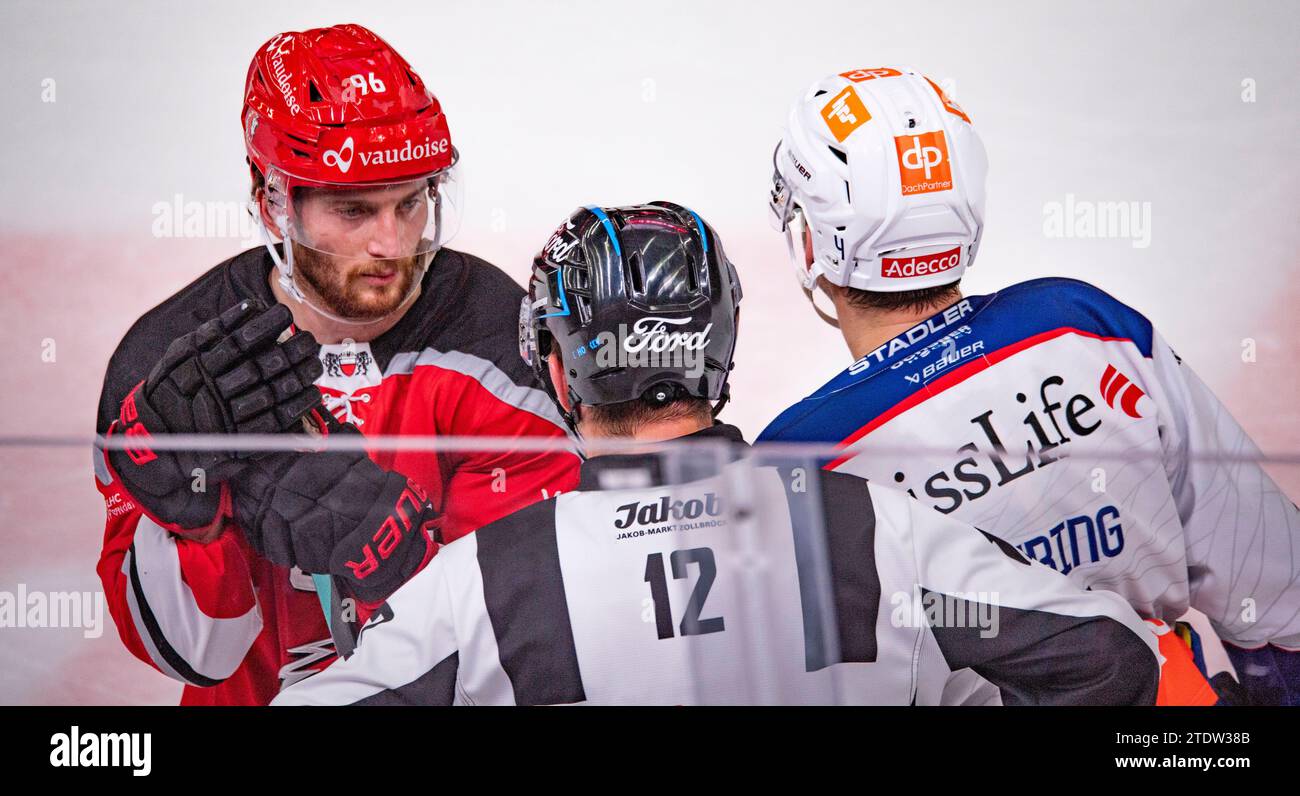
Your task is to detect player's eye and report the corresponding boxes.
[398,196,423,214]
[334,204,370,220]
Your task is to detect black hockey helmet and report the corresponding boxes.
[519,202,743,431]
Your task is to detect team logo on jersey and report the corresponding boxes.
[839,67,902,83]
[822,86,871,143]
[323,349,372,378]
[1099,364,1146,419]
[881,246,962,279]
[895,131,952,195]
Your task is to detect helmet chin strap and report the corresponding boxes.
[784,223,841,329]
[257,216,431,328]
[802,285,842,329]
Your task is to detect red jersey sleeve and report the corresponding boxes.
[94,435,263,687]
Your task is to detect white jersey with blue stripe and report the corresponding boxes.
[759,277,1300,650]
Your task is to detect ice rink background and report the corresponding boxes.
[0,0,1295,703]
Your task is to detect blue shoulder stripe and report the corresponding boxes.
[758,278,1154,444]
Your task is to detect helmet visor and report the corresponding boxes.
[264,159,463,261]
[260,162,464,323]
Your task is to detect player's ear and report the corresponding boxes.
[547,354,572,413]
[802,219,815,268]
[249,162,276,231]
[256,192,277,231]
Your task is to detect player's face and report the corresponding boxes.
[290,242,420,320]
[292,181,430,318]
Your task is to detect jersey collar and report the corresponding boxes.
[577,423,748,491]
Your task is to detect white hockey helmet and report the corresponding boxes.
[769,67,987,315]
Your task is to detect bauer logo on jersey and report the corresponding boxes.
[895,131,953,195]
[839,67,902,83]
[1099,364,1147,419]
[821,86,871,143]
[881,246,962,280]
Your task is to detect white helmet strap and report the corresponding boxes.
[782,212,841,328]
[803,284,841,328]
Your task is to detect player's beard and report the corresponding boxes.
[291,244,423,321]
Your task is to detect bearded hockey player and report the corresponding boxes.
[93,24,578,705]
[759,67,1300,705]
[273,203,1159,706]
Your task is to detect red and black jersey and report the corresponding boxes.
[93,246,580,705]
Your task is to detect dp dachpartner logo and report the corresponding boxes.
[50,726,151,776]
[895,131,952,195]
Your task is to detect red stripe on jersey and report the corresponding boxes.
[1103,371,1130,407]
[1100,363,1118,396]
[825,327,1137,470]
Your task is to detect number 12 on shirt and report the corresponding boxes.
[644,547,726,640]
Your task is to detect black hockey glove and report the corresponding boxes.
[231,418,440,604]
[106,299,324,532]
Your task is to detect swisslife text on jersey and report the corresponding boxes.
[760,277,1300,660]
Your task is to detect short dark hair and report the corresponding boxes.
[580,396,713,438]
[839,280,962,315]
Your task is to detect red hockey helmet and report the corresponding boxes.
[242,23,455,186]
[241,24,462,322]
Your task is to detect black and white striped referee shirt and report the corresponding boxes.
[274,424,1160,706]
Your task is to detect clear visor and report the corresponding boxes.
[264,159,463,261]
[768,143,796,233]
[259,159,464,324]
[779,205,840,327]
